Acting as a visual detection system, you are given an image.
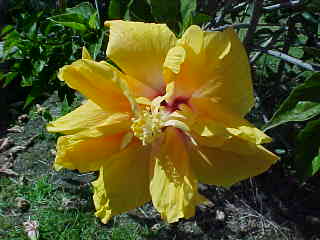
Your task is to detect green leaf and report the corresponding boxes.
[264,73,320,131]
[302,12,319,24]
[66,2,96,21]
[191,13,211,27]
[48,13,88,32]
[294,118,320,179]
[311,154,320,176]
[33,60,46,73]
[1,72,18,88]
[108,0,131,19]
[180,0,196,31]
[149,0,181,32]
[27,22,37,39]
[0,25,14,36]
[89,30,106,60]
[54,21,87,32]
[21,75,35,87]
[49,13,86,24]
[89,12,100,30]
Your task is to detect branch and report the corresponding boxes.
[206,23,250,31]
[263,0,302,11]
[206,23,284,32]
[244,0,264,51]
[250,28,286,64]
[257,47,320,72]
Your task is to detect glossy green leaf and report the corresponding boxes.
[264,73,320,131]
[49,13,88,32]
[89,12,100,30]
[294,118,320,179]
[49,13,86,24]
[311,154,320,176]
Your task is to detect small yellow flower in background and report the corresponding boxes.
[47,21,279,223]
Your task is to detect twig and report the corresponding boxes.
[203,0,234,30]
[207,23,284,32]
[250,29,284,64]
[244,0,264,51]
[257,47,320,72]
[206,23,250,32]
[263,0,302,11]
[94,0,101,23]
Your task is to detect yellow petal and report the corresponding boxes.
[92,141,151,224]
[163,46,186,82]
[190,118,232,148]
[47,100,112,135]
[54,133,125,172]
[188,137,279,187]
[150,127,204,223]
[190,98,271,145]
[105,20,177,91]
[164,25,254,116]
[58,59,131,113]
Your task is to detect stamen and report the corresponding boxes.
[131,107,168,145]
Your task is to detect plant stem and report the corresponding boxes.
[94,0,101,23]
[263,0,302,11]
[244,0,264,51]
[257,47,320,72]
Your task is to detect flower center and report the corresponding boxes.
[129,82,190,146]
[131,106,168,146]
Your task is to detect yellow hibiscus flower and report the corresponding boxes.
[47,21,279,223]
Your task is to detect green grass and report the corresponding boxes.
[0,176,156,240]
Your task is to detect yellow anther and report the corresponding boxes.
[131,108,166,145]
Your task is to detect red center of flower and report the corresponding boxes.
[161,96,189,112]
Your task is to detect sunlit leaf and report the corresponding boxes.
[48,13,88,32]
[89,12,100,30]
[264,73,320,131]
